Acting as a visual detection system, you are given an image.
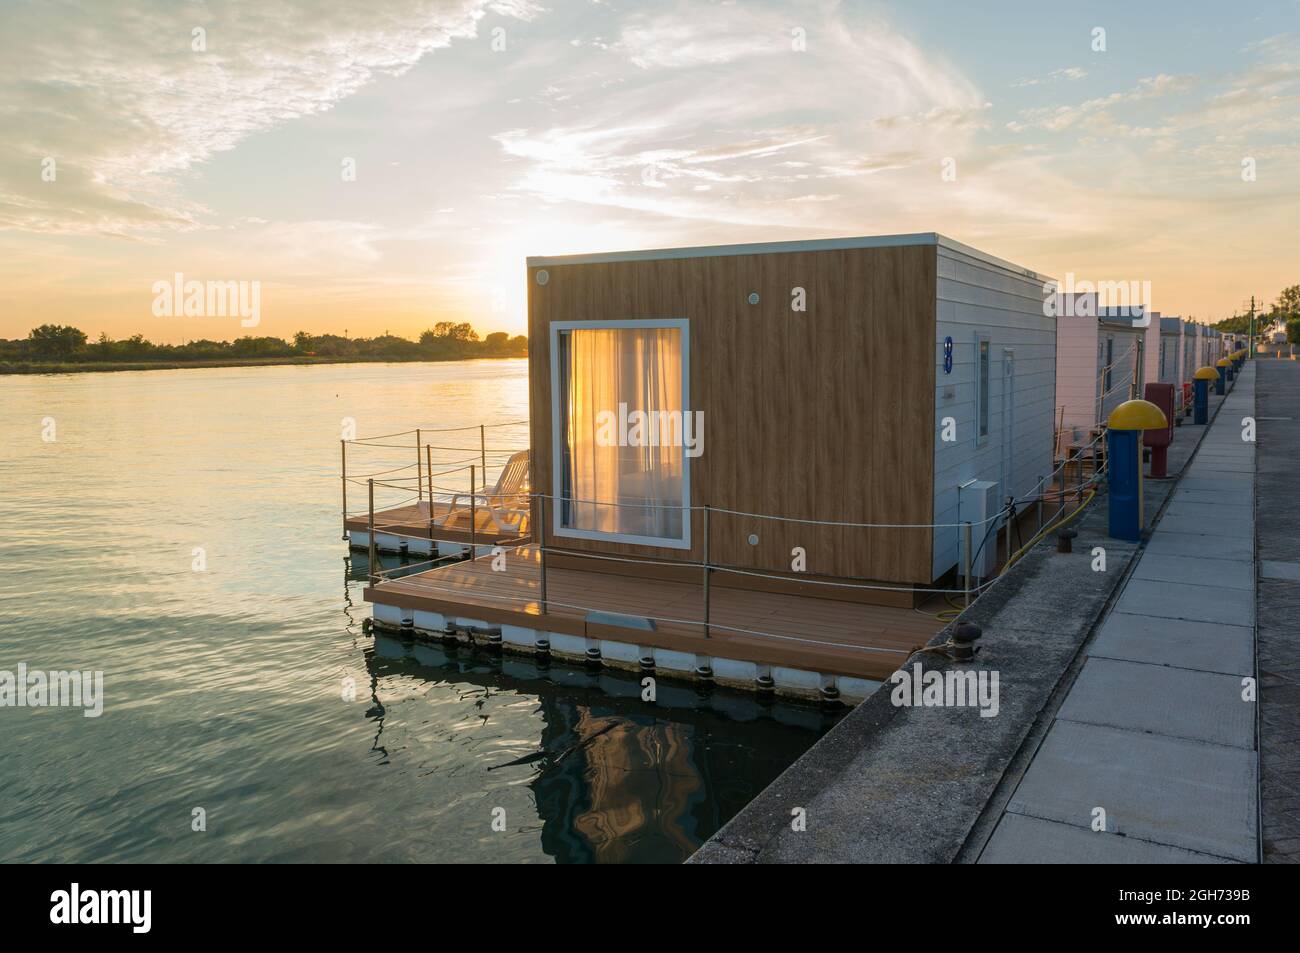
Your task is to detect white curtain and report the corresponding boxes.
[561,326,684,540]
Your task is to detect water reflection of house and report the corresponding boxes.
[530,698,708,864]
[366,633,829,863]
[572,710,702,863]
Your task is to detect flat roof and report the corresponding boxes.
[1098,305,1149,328]
[527,232,1054,283]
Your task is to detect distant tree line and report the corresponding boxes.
[1,321,527,365]
[1213,284,1300,344]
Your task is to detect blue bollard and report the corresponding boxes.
[1106,400,1167,542]
[1192,368,1216,425]
[1215,363,1227,395]
[1107,428,1142,541]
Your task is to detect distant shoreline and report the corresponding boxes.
[0,354,527,375]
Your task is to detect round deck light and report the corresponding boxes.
[747,533,759,546]
[536,269,549,286]
[747,292,760,305]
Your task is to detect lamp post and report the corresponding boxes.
[1249,296,1256,359]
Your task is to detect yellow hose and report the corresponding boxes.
[1000,487,1098,576]
[918,484,1101,622]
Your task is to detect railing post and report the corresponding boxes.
[539,492,549,614]
[1003,499,1013,564]
[469,465,477,558]
[426,445,434,539]
[1036,474,1044,534]
[416,428,423,506]
[341,439,348,540]
[480,424,487,486]
[702,504,711,639]
[367,478,377,585]
[962,520,973,608]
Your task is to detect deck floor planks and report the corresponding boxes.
[367,544,941,680]
[345,500,528,546]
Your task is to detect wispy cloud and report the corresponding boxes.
[1011,66,1088,88]
[493,3,984,231]
[1006,73,1198,132]
[0,0,541,236]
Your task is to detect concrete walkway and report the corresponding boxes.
[979,363,1259,863]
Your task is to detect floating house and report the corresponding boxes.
[1053,295,1145,444]
[1182,321,1202,383]
[1139,309,1162,390]
[1158,316,1184,383]
[1205,328,1222,365]
[364,233,1058,701]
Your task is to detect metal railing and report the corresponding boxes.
[365,430,1109,654]
[340,419,528,545]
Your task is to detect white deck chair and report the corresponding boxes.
[435,450,531,534]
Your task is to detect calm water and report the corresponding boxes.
[0,361,834,863]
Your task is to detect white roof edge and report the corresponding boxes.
[526,232,1055,283]
[933,234,1055,284]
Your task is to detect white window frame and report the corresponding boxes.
[549,317,692,549]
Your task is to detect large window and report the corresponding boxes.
[551,319,691,548]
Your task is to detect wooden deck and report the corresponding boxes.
[346,500,529,547]
[364,545,946,680]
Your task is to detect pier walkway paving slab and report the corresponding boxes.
[980,362,1259,864]
[1057,657,1254,748]
[1131,553,1254,591]
[978,812,1229,864]
[1089,614,1254,678]
[1003,722,1256,862]
[1144,530,1253,561]
[1112,578,1253,626]
[1260,559,1300,583]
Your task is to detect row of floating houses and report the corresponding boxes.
[344,233,1249,705]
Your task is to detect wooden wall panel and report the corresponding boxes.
[527,245,937,586]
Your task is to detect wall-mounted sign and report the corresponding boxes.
[943,336,953,374]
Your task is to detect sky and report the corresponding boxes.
[1,0,1298,344]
